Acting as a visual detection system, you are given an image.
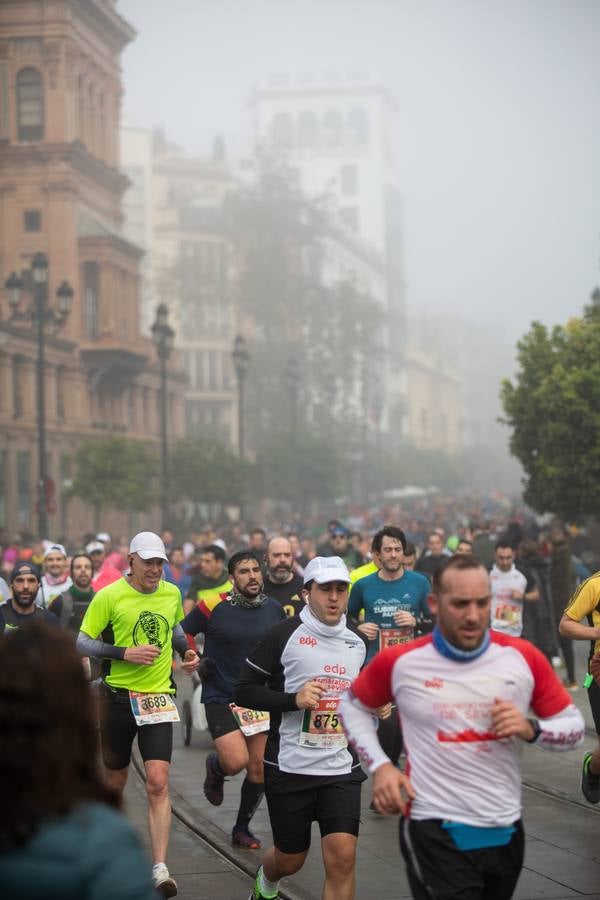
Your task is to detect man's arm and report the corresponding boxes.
[235,660,306,713]
[559,613,600,641]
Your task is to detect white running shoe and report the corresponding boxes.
[153,863,178,898]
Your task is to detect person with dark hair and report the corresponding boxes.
[0,562,58,634]
[0,622,156,900]
[77,531,200,897]
[490,541,538,637]
[183,543,231,615]
[249,527,268,553]
[340,554,585,900]
[182,549,285,849]
[48,553,95,632]
[347,526,431,785]
[455,539,473,555]
[402,542,417,570]
[415,531,452,581]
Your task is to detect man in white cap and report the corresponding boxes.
[86,538,121,592]
[235,556,369,900]
[77,531,199,898]
[36,543,72,609]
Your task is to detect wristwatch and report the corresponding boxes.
[526,718,542,743]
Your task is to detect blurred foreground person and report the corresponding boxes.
[340,555,584,900]
[0,622,156,900]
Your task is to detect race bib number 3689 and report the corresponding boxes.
[129,691,180,726]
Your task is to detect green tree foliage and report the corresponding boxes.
[69,438,160,523]
[501,303,600,518]
[169,438,251,506]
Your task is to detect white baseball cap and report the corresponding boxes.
[303,555,351,586]
[96,532,111,544]
[44,543,67,559]
[129,531,168,561]
[85,541,105,554]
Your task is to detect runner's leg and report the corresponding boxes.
[321,832,357,900]
[234,732,267,832]
[145,759,172,864]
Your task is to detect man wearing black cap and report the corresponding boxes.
[0,563,59,633]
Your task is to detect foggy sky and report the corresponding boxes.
[118,0,600,345]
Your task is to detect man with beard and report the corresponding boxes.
[0,563,59,633]
[36,544,72,609]
[340,555,584,900]
[263,537,305,617]
[48,554,95,632]
[182,550,285,850]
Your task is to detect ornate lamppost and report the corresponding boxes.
[151,303,175,531]
[231,334,250,458]
[4,253,73,537]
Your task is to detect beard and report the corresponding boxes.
[268,565,293,583]
[13,590,35,608]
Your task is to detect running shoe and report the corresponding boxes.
[581,751,600,804]
[248,865,278,899]
[203,751,225,806]
[152,863,178,898]
[563,679,579,692]
[232,824,261,849]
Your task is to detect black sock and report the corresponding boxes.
[234,777,264,830]
[213,755,227,778]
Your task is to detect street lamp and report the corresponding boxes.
[4,253,73,538]
[232,334,250,458]
[285,357,300,442]
[151,303,175,532]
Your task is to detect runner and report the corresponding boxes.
[182,549,285,849]
[559,574,600,803]
[490,541,538,637]
[262,536,305,617]
[235,556,369,900]
[339,554,585,900]
[183,543,231,615]
[0,562,58,633]
[77,531,199,898]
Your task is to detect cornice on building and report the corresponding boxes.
[0,141,130,196]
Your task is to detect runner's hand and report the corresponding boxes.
[124,644,161,665]
[358,622,379,641]
[295,680,326,710]
[590,653,600,685]
[372,763,415,815]
[181,649,200,675]
[490,699,532,740]
[375,703,393,719]
[393,610,416,628]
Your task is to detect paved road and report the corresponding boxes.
[126,644,600,900]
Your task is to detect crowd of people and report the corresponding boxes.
[0,500,599,899]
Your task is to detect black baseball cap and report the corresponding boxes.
[10,561,41,583]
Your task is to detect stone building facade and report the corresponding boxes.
[0,0,184,539]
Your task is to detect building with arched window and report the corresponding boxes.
[0,1,185,536]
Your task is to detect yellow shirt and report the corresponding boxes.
[564,573,600,655]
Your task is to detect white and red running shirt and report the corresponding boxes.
[339,632,584,827]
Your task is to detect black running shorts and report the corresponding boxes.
[99,683,173,770]
[399,817,525,900]
[588,676,600,734]
[264,765,363,855]
[204,702,240,740]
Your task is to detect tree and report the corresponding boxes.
[254,432,347,508]
[69,438,160,529]
[501,300,600,519]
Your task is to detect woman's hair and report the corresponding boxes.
[0,621,119,849]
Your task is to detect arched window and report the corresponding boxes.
[297,111,319,147]
[322,109,343,146]
[16,67,44,141]
[271,112,293,148]
[347,108,369,146]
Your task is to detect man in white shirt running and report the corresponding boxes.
[339,554,584,900]
[490,541,538,637]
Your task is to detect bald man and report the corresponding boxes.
[263,537,305,617]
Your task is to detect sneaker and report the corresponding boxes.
[551,655,563,669]
[581,752,600,804]
[203,751,224,806]
[563,679,579,692]
[232,824,261,849]
[152,863,178,898]
[249,865,278,900]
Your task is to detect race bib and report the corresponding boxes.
[299,695,347,749]
[129,691,180,726]
[379,626,413,651]
[493,604,521,627]
[229,703,270,736]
